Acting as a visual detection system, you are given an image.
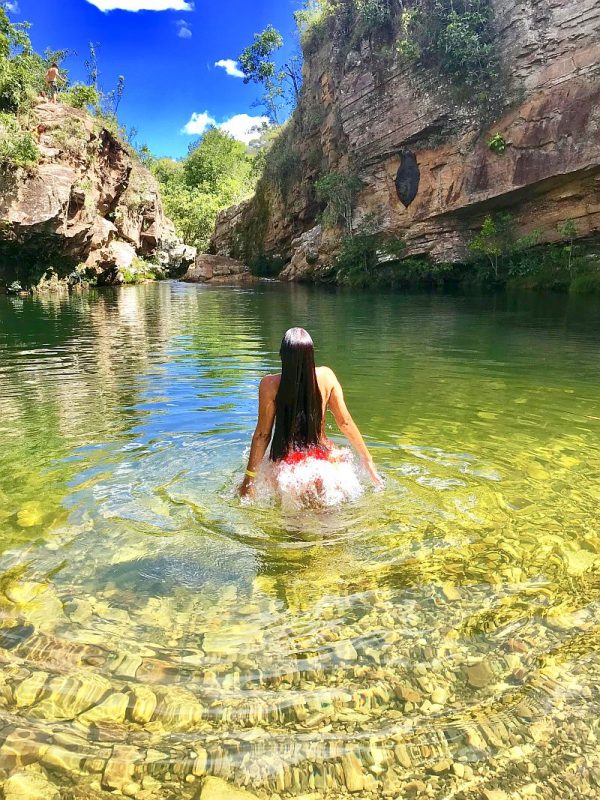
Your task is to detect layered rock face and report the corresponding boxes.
[182,254,255,284]
[211,0,600,280]
[0,101,195,289]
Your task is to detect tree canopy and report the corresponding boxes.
[151,127,258,251]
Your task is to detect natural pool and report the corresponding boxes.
[0,282,598,800]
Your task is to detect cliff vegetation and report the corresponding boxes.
[210,0,600,293]
[0,8,193,292]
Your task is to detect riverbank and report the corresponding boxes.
[260,240,600,295]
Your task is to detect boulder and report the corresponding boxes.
[196,777,261,800]
[84,240,137,285]
[182,254,255,284]
[3,770,59,800]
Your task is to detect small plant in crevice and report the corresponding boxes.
[315,171,362,235]
[0,113,38,169]
[488,132,507,154]
[557,218,578,276]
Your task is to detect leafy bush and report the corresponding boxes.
[570,271,600,295]
[356,0,395,32]
[316,172,362,234]
[296,0,396,49]
[295,1,345,52]
[469,213,541,279]
[0,112,38,168]
[62,83,100,111]
[335,232,380,283]
[398,0,501,105]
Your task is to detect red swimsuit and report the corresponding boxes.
[282,446,331,466]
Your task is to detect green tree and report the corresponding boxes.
[0,7,46,112]
[557,218,578,276]
[239,25,302,123]
[184,127,251,193]
[469,213,510,279]
[152,129,258,251]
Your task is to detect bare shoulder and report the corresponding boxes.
[317,366,338,382]
[259,373,281,399]
[317,366,340,392]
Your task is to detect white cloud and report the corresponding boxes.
[220,114,269,144]
[5,1,20,12]
[182,112,216,136]
[181,112,269,144]
[176,19,192,38]
[215,59,245,79]
[85,0,193,11]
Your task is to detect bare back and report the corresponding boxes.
[240,363,380,496]
[260,366,350,445]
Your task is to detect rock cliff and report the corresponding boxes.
[182,254,255,284]
[210,0,600,282]
[0,101,195,290]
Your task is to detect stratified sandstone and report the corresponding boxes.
[0,101,195,289]
[211,0,600,281]
[182,254,255,284]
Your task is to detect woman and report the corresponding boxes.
[240,328,381,502]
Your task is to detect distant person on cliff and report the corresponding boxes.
[44,63,64,104]
[240,327,382,505]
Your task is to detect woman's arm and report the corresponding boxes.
[327,369,382,486]
[240,377,276,498]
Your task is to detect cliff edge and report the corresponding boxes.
[0,101,195,290]
[210,0,600,284]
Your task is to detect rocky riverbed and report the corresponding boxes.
[1,525,598,800]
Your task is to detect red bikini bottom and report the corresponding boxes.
[282,446,332,466]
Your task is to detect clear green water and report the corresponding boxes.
[0,282,598,799]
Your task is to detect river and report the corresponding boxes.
[0,281,598,799]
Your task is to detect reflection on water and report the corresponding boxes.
[0,283,599,800]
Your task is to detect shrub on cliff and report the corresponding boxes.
[398,0,501,100]
[0,112,38,169]
[296,0,396,50]
[316,172,362,235]
[62,83,101,112]
[0,9,47,113]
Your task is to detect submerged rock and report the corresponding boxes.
[3,770,59,800]
[197,777,261,800]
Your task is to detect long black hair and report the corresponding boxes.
[270,328,323,462]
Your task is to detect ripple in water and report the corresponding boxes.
[0,283,598,799]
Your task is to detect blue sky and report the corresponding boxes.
[8,0,302,158]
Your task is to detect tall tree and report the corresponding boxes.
[239,26,302,124]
